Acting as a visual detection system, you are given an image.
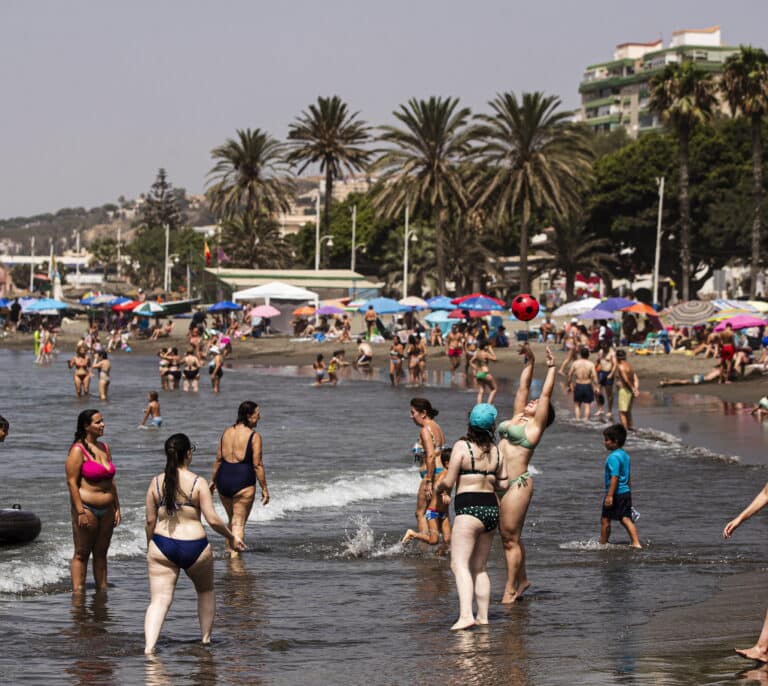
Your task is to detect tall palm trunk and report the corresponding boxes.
[519,216,530,294]
[565,264,576,301]
[324,166,334,267]
[678,127,691,301]
[751,113,763,297]
[434,208,446,294]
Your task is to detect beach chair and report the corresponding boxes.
[629,331,666,354]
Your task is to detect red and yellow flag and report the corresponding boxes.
[204,240,212,266]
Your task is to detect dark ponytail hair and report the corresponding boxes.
[462,425,496,453]
[162,433,191,512]
[410,397,438,419]
[235,400,259,426]
[74,409,100,443]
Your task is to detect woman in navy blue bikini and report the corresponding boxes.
[144,433,245,654]
[210,401,270,556]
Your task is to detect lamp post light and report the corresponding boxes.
[402,205,418,299]
[350,204,357,273]
[319,234,334,268]
[163,223,170,293]
[314,183,322,271]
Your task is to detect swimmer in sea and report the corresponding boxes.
[497,343,556,603]
[182,347,201,392]
[140,391,163,429]
[402,447,452,548]
[210,401,269,556]
[91,350,111,401]
[470,341,497,405]
[0,415,8,442]
[723,480,768,662]
[436,404,508,630]
[208,346,223,393]
[409,398,447,535]
[327,350,347,386]
[68,345,91,397]
[389,338,405,386]
[313,354,327,386]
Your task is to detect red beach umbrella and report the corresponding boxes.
[451,292,505,306]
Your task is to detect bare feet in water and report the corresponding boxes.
[736,647,768,663]
[450,617,476,631]
[401,530,417,544]
[501,581,531,604]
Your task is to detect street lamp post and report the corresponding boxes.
[653,176,665,306]
[163,223,170,293]
[29,236,35,292]
[75,231,80,286]
[350,204,357,273]
[314,183,321,271]
[402,205,418,299]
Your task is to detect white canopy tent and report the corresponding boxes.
[232,281,319,308]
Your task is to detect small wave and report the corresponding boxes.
[246,468,419,524]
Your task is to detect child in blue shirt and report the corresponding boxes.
[599,424,641,548]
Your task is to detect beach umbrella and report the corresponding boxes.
[87,294,120,306]
[580,308,620,320]
[399,296,429,310]
[358,297,407,314]
[599,297,636,311]
[426,295,455,310]
[424,310,452,324]
[667,300,716,327]
[622,302,658,316]
[250,305,281,318]
[208,301,242,313]
[714,314,767,331]
[448,309,490,319]
[133,301,166,316]
[112,299,141,312]
[316,304,345,316]
[23,298,70,312]
[748,301,768,313]
[712,298,758,312]
[551,297,601,317]
[292,305,316,316]
[0,298,10,308]
[708,308,757,322]
[452,292,505,307]
[456,295,506,311]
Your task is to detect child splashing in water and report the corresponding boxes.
[401,448,452,548]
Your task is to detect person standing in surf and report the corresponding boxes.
[409,398,447,536]
[497,343,556,603]
[210,401,269,556]
[436,404,508,630]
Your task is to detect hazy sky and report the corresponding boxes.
[1,1,766,217]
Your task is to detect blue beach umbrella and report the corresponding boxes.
[358,297,407,314]
[426,295,455,310]
[600,297,636,312]
[580,308,620,320]
[424,310,452,324]
[0,298,10,308]
[24,298,69,312]
[457,295,506,312]
[208,300,242,313]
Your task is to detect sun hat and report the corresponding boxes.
[469,403,497,431]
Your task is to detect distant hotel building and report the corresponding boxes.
[577,26,737,137]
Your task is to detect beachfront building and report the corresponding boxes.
[578,26,737,137]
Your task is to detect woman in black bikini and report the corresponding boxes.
[182,347,201,392]
[210,401,269,556]
[144,433,245,654]
[436,403,508,630]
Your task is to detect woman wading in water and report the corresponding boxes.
[436,404,507,630]
[497,343,556,603]
[210,401,269,556]
[409,398,447,536]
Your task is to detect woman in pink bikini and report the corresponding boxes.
[64,409,121,592]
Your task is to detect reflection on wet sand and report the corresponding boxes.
[496,603,532,686]
[66,591,116,686]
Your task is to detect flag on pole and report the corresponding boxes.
[217,246,231,264]
[204,240,212,267]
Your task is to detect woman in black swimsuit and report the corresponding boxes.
[210,401,269,556]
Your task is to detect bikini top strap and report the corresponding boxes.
[77,442,94,461]
[154,476,162,510]
[188,475,200,501]
[244,430,257,463]
[464,440,475,472]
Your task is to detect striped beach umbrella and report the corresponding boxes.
[667,300,716,327]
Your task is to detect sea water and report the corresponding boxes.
[0,350,767,685]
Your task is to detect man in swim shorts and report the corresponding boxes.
[445,325,464,375]
[568,347,599,421]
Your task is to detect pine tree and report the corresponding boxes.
[141,168,186,230]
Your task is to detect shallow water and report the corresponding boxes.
[1,349,767,685]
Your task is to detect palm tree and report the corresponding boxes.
[207,128,294,221]
[287,96,371,239]
[372,96,472,293]
[220,213,290,269]
[473,92,593,293]
[540,215,617,301]
[649,62,717,300]
[721,46,768,297]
